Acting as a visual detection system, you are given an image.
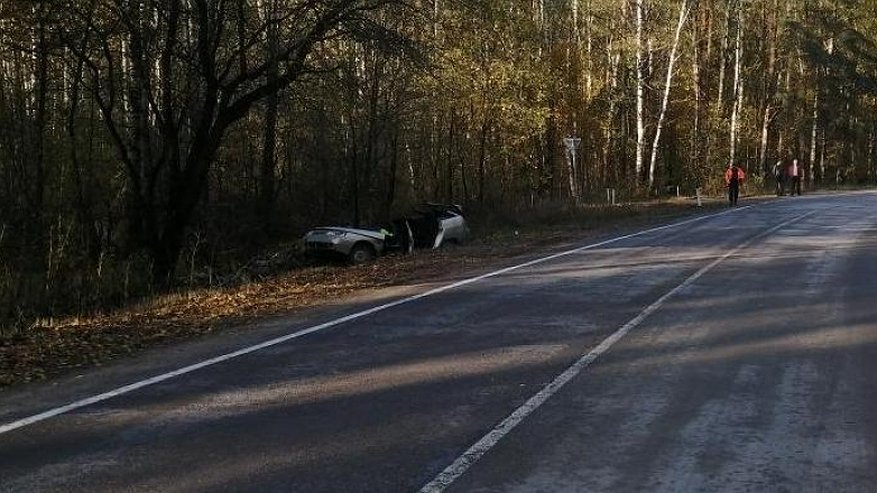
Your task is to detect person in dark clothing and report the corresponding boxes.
[724,163,746,206]
[772,159,785,196]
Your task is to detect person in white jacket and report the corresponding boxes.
[788,158,802,196]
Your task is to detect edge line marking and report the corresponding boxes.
[417,209,816,493]
[0,206,751,435]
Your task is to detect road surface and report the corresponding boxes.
[1,192,876,492]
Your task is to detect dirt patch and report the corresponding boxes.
[0,200,727,388]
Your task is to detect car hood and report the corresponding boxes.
[307,227,386,240]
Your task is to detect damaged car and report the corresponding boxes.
[303,204,469,264]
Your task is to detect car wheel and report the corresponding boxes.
[348,242,377,265]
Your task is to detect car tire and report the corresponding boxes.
[348,242,377,265]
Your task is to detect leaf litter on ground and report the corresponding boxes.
[0,200,725,389]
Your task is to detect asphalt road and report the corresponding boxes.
[2,192,876,492]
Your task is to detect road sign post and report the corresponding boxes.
[564,137,582,204]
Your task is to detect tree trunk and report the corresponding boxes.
[349,125,361,227]
[31,3,49,232]
[809,89,819,186]
[604,40,620,189]
[260,94,279,223]
[717,2,728,112]
[691,4,701,170]
[259,6,280,227]
[386,130,398,215]
[478,118,489,204]
[869,124,875,184]
[729,2,743,166]
[585,1,593,100]
[819,127,826,186]
[758,3,777,175]
[635,0,646,185]
[446,110,456,202]
[648,0,690,188]
[459,120,469,204]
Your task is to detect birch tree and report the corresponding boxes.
[728,0,743,167]
[647,0,691,188]
[635,0,647,184]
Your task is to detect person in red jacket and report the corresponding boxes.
[724,163,746,206]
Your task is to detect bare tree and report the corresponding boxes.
[58,0,408,284]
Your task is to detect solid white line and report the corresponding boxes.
[418,209,816,493]
[0,205,750,436]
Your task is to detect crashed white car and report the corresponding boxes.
[303,227,390,264]
[303,204,469,264]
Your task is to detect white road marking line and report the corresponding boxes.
[418,209,817,493]
[0,206,750,436]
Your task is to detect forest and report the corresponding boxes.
[2,0,877,334]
